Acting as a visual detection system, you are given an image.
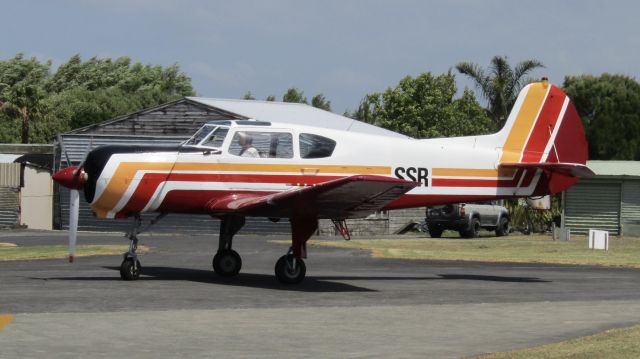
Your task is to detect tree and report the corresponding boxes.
[282,87,307,104]
[456,56,544,129]
[0,54,51,143]
[242,91,255,100]
[265,95,276,101]
[563,74,640,160]
[0,53,195,143]
[311,94,331,111]
[352,71,492,138]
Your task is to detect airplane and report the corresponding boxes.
[52,79,593,284]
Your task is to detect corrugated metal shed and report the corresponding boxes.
[0,163,20,187]
[622,181,640,235]
[563,160,640,236]
[564,180,621,234]
[0,187,19,228]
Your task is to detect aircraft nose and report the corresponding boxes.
[52,166,87,189]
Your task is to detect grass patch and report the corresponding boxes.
[0,244,149,261]
[477,324,640,358]
[308,235,640,268]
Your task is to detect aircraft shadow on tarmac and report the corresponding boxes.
[31,266,376,293]
[31,267,550,292]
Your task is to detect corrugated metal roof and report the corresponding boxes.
[188,97,410,139]
[587,161,640,177]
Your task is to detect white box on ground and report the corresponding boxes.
[589,229,609,250]
[553,227,570,241]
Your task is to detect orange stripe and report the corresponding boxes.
[93,162,174,217]
[0,314,14,331]
[92,162,391,216]
[500,83,549,163]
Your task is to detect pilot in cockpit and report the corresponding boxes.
[238,132,259,158]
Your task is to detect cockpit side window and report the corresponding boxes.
[299,133,336,158]
[228,131,293,158]
[201,127,229,148]
[185,125,215,146]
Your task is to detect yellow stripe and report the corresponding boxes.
[0,314,14,331]
[92,162,391,216]
[500,83,548,163]
[171,162,390,174]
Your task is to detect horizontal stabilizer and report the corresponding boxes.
[499,162,595,178]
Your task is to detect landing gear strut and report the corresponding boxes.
[120,215,142,280]
[118,212,167,281]
[212,215,245,277]
[275,218,317,284]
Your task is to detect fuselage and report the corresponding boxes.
[82,122,542,219]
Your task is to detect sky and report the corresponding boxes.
[2,0,638,113]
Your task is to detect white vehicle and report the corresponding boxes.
[426,202,510,238]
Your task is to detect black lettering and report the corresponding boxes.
[406,167,417,182]
[394,167,405,180]
[418,167,428,186]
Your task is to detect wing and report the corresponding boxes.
[206,175,419,219]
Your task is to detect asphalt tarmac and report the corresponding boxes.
[1,230,640,358]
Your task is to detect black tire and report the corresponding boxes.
[275,254,306,284]
[429,226,443,238]
[213,249,242,277]
[462,218,481,238]
[495,217,510,237]
[120,258,141,280]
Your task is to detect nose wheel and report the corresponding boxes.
[212,249,242,277]
[275,254,306,284]
[120,258,141,280]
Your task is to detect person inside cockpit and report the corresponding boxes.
[238,132,259,157]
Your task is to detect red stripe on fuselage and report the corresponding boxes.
[116,172,344,217]
[432,169,524,188]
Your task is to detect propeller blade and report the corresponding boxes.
[57,135,72,168]
[68,189,79,263]
[74,137,93,176]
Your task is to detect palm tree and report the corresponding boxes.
[456,56,544,129]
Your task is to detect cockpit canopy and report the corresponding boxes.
[184,120,337,159]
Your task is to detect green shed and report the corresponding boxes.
[563,161,640,235]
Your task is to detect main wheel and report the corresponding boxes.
[213,249,242,277]
[120,258,141,280]
[275,254,306,284]
[462,218,481,238]
[495,217,510,237]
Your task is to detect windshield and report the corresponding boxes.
[184,125,215,146]
[201,127,229,148]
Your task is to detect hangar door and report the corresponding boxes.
[564,181,620,234]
